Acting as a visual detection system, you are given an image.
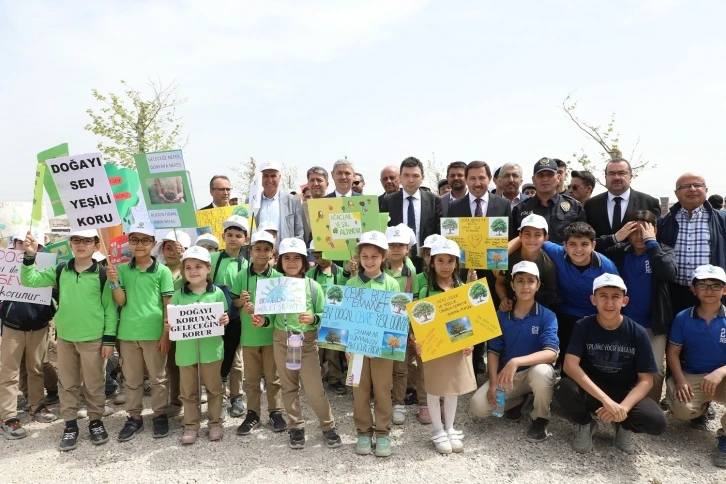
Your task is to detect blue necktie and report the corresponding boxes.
[407,196,416,234]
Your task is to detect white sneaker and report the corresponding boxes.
[77,406,88,419]
[103,405,115,417]
[392,404,406,425]
[432,430,452,454]
[113,391,126,405]
[447,428,464,453]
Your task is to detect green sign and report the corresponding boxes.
[37,143,69,216]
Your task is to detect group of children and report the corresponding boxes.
[1,213,725,467]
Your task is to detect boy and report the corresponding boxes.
[470,261,558,442]
[231,231,286,435]
[555,273,667,455]
[108,222,174,441]
[19,229,117,451]
[666,264,726,468]
[257,221,279,267]
[196,233,219,253]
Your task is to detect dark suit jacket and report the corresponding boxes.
[447,193,512,219]
[585,189,660,237]
[325,190,362,198]
[199,202,214,211]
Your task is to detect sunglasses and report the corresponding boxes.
[352,181,361,185]
[569,184,580,191]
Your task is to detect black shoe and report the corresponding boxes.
[237,410,260,435]
[690,414,708,431]
[660,398,669,411]
[59,426,79,451]
[331,381,347,395]
[44,391,59,406]
[323,427,342,448]
[404,388,418,406]
[89,420,109,445]
[504,401,525,422]
[525,418,549,443]
[270,411,287,432]
[118,417,143,442]
[707,403,716,420]
[288,428,305,449]
[152,415,169,438]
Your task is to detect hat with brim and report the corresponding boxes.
[195,233,219,249]
[128,222,156,238]
[533,157,558,175]
[69,229,99,239]
[385,224,415,246]
[692,264,726,285]
[357,231,388,250]
[223,215,249,233]
[430,239,460,258]
[592,273,627,294]
[251,231,276,247]
[259,160,281,173]
[512,260,540,278]
[422,234,442,249]
[519,214,548,233]
[182,245,212,264]
[162,230,191,249]
[257,221,278,233]
[278,237,307,256]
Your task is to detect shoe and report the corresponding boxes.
[77,406,88,419]
[613,423,635,455]
[355,435,373,455]
[208,425,224,441]
[707,404,716,420]
[447,428,464,453]
[323,427,342,448]
[143,379,151,396]
[289,428,305,449]
[89,420,109,445]
[331,381,347,395]
[220,405,228,422]
[572,420,598,454]
[31,404,58,423]
[113,391,126,405]
[236,410,260,435]
[392,404,406,425]
[713,435,726,468]
[58,426,79,451]
[118,417,143,442]
[375,436,392,457]
[200,389,208,404]
[417,405,432,424]
[404,389,418,406]
[432,430,452,454]
[230,397,246,418]
[659,398,669,411]
[16,394,28,412]
[181,429,198,445]
[691,414,708,431]
[504,401,525,422]
[103,405,115,417]
[0,418,27,440]
[525,418,549,443]
[152,415,169,438]
[167,403,183,418]
[44,391,60,406]
[270,411,287,432]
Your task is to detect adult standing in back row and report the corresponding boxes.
[325,159,361,198]
[255,160,304,240]
[199,175,232,210]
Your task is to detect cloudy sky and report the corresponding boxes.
[2,0,724,209]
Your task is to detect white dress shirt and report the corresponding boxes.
[607,188,631,227]
[469,191,490,216]
[335,190,353,198]
[402,189,422,244]
[260,191,281,238]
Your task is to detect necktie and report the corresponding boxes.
[407,196,416,234]
[612,196,623,232]
[474,198,483,217]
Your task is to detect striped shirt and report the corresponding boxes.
[674,205,710,285]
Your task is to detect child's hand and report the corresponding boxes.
[496,359,518,391]
[23,232,38,256]
[298,312,314,325]
[345,259,357,273]
[614,221,638,243]
[466,269,477,283]
[673,378,694,402]
[701,370,724,396]
[243,302,255,314]
[157,334,171,356]
[487,384,497,406]
[599,398,627,422]
[219,313,229,326]
[101,346,114,359]
[164,322,172,332]
[252,315,265,327]
[498,297,513,312]
[240,291,251,304]
[107,264,119,284]
[175,242,184,256]
[641,222,656,240]
[345,352,352,361]
[414,341,422,356]
[463,346,473,356]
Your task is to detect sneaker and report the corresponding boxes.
[209,425,224,441]
[691,414,708,431]
[432,430,452,454]
[392,404,406,425]
[44,391,60,406]
[0,418,27,440]
[118,417,143,442]
[525,418,549,443]
[16,394,28,412]
[220,405,228,422]
[713,435,726,468]
[417,405,432,424]
[143,379,151,396]
[404,389,418,406]
[331,381,347,395]
[375,436,392,457]
[270,411,287,432]
[103,405,115,417]
[572,420,598,454]
[707,403,716,420]
[113,391,126,405]
[152,415,169,438]
[89,420,109,445]
[355,435,373,455]
[167,403,183,418]
[289,428,305,449]
[504,401,525,422]
[229,397,246,418]
[236,410,260,435]
[613,423,635,455]
[181,429,198,445]
[58,426,79,451]
[77,406,88,419]
[31,404,58,423]
[447,428,464,453]
[659,398,669,411]
[323,427,342,448]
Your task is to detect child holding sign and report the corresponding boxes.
[253,238,341,449]
[167,246,229,444]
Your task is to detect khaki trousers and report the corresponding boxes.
[319,348,344,385]
[667,374,726,435]
[353,357,393,437]
[229,348,243,397]
[166,342,181,406]
[119,340,169,417]
[0,326,49,420]
[180,360,223,431]
[56,338,106,422]
[273,330,334,430]
[407,346,427,403]
[242,345,282,415]
[646,329,667,403]
[470,364,555,420]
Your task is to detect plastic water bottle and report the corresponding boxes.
[286,334,302,370]
[492,385,507,417]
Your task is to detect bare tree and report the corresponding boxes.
[424,152,445,185]
[230,156,259,201]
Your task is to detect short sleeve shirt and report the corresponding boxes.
[118,258,174,341]
[489,304,559,372]
[171,283,228,366]
[669,305,726,374]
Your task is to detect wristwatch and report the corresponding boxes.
[109,281,120,290]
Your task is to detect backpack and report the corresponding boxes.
[55,262,107,299]
[213,254,245,320]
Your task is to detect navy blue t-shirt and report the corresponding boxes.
[621,251,654,328]
[566,315,657,389]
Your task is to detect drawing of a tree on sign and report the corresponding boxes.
[412,301,435,322]
[490,218,507,236]
[442,218,458,235]
[326,286,344,305]
[490,252,504,269]
[325,331,341,344]
[469,282,488,303]
[390,293,411,314]
[387,335,401,355]
[448,321,467,336]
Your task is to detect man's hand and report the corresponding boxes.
[23,232,38,256]
[101,346,115,359]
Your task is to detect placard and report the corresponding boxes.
[32,164,45,222]
[406,280,501,362]
[254,277,306,315]
[439,217,509,269]
[0,201,50,248]
[307,196,381,260]
[317,286,412,361]
[0,249,56,305]
[37,143,70,217]
[44,240,73,262]
[167,302,225,341]
[195,205,250,249]
[104,164,141,231]
[108,234,132,265]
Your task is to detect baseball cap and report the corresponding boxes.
[430,239,460,258]
[257,221,278,233]
[493,167,501,178]
[195,233,219,249]
[128,222,156,238]
[12,231,26,242]
[259,160,281,172]
[692,264,726,285]
[592,273,627,294]
[422,234,443,249]
[308,239,317,252]
[518,214,548,233]
[522,183,535,191]
[278,237,307,256]
[511,260,540,278]
[251,230,276,246]
[533,157,558,175]
[69,229,99,239]
[385,224,415,245]
[162,230,191,249]
[357,231,388,250]
[222,215,249,233]
[181,245,212,264]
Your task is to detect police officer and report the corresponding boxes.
[510,157,586,244]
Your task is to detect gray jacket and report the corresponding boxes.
[254,191,304,240]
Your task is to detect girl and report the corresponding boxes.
[346,231,400,458]
[166,246,229,445]
[253,238,341,449]
[415,238,477,454]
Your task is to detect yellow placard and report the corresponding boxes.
[307,196,380,260]
[406,280,501,362]
[439,217,508,269]
[195,205,250,249]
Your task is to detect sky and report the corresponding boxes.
[2,0,725,211]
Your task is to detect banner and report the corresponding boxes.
[167,302,225,341]
[195,205,250,249]
[0,201,50,248]
[406,280,501,362]
[32,164,45,222]
[44,240,73,262]
[108,234,132,265]
[439,217,509,269]
[104,164,141,231]
[317,286,412,361]
[37,143,69,216]
[307,196,381,260]
[254,277,306,315]
[0,249,56,305]
[133,150,197,228]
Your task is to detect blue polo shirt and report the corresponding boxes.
[620,241,658,328]
[542,241,619,317]
[489,303,559,372]
[669,305,726,375]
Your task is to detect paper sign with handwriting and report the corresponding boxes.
[307,196,381,260]
[0,249,56,305]
[168,302,225,341]
[254,277,306,315]
[439,217,508,269]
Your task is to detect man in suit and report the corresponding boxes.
[199,175,232,210]
[498,162,529,208]
[255,160,304,240]
[378,165,401,206]
[585,158,660,238]
[440,161,467,217]
[325,159,361,198]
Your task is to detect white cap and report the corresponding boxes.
[385,224,415,245]
[519,214,548,233]
[69,229,98,238]
[222,215,249,233]
[92,251,106,262]
[692,264,726,284]
[357,231,388,250]
[511,260,540,278]
[257,220,278,233]
[128,222,156,238]
[278,237,307,256]
[309,239,316,251]
[195,233,219,249]
[12,231,25,242]
[422,234,442,249]
[592,273,627,294]
[430,239,460,258]
[251,230,276,246]
[181,245,212,264]
[259,160,281,172]
[162,230,191,249]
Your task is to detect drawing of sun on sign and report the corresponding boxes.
[318,327,349,351]
[446,316,474,343]
[411,301,436,323]
[441,218,459,236]
[326,285,345,306]
[389,293,412,314]
[489,217,508,238]
[468,281,489,306]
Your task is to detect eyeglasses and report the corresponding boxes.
[606,171,631,177]
[70,238,96,246]
[676,183,706,191]
[500,173,521,180]
[695,283,724,291]
[568,184,580,191]
[129,237,154,246]
[212,187,232,192]
[352,181,361,185]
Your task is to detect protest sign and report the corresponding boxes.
[406,280,501,362]
[44,240,73,262]
[32,164,45,223]
[134,150,197,228]
[108,234,132,265]
[0,249,56,305]
[439,217,509,269]
[45,153,121,231]
[0,201,50,248]
[317,286,412,361]
[167,302,225,341]
[37,143,69,216]
[104,164,141,231]
[307,196,381,260]
[195,205,250,249]
[254,277,306,315]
